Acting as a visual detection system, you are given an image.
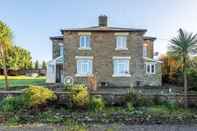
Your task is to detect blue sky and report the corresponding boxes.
[0,0,197,62]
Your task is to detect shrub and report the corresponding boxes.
[147,105,170,118]
[127,102,134,112]
[125,88,153,107]
[24,86,57,107]
[89,96,105,112]
[70,84,89,108]
[162,101,177,110]
[37,110,64,123]
[6,115,21,125]
[153,95,163,105]
[0,95,25,112]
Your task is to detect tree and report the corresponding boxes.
[0,46,32,70]
[42,61,47,69]
[160,54,182,83]
[16,47,32,69]
[0,21,13,90]
[34,60,39,69]
[168,29,197,108]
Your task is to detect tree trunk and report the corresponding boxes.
[1,47,9,90]
[3,61,9,90]
[184,71,188,108]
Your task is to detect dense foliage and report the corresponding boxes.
[0,46,32,70]
[0,86,56,112]
[0,20,13,89]
[41,61,47,69]
[168,29,197,107]
[161,55,197,90]
[24,86,57,107]
[34,60,39,69]
[0,85,197,125]
[125,88,154,108]
[0,96,25,112]
[70,84,90,108]
[89,96,105,112]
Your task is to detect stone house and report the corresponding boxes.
[46,16,162,87]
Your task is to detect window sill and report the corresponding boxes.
[75,74,94,77]
[78,48,91,50]
[146,73,156,75]
[115,48,128,51]
[112,74,131,77]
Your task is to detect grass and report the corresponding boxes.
[0,75,46,89]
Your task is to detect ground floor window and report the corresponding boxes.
[113,57,130,77]
[76,56,93,76]
[146,62,156,74]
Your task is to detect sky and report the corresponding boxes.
[0,0,197,62]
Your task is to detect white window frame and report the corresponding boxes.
[146,62,156,74]
[112,56,131,77]
[115,36,128,50]
[75,56,93,77]
[79,35,91,50]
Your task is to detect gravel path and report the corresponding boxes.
[0,124,197,131]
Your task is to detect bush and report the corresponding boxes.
[125,88,154,107]
[89,96,105,112]
[70,84,89,108]
[24,86,57,107]
[162,101,177,110]
[37,110,64,123]
[0,95,25,112]
[127,102,134,112]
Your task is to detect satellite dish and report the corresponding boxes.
[64,76,74,86]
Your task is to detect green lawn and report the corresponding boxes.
[0,75,46,89]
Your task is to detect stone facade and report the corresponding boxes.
[144,62,162,86]
[52,31,161,87]
[50,16,162,87]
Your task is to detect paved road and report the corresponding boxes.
[0,125,197,131]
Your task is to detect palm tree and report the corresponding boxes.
[169,28,197,108]
[0,21,13,90]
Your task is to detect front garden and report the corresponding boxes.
[0,84,197,127]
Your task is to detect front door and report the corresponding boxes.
[56,64,63,83]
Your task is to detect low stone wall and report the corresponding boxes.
[0,91,196,107]
[0,91,23,100]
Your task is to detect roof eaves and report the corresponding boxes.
[50,36,63,40]
[61,27,147,33]
[144,36,156,41]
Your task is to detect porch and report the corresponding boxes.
[46,56,64,83]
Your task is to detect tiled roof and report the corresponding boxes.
[61,26,147,33]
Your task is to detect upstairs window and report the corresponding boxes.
[146,63,156,74]
[116,36,127,50]
[143,43,148,57]
[143,46,147,57]
[79,35,91,49]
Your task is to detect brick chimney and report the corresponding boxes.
[98,15,108,27]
